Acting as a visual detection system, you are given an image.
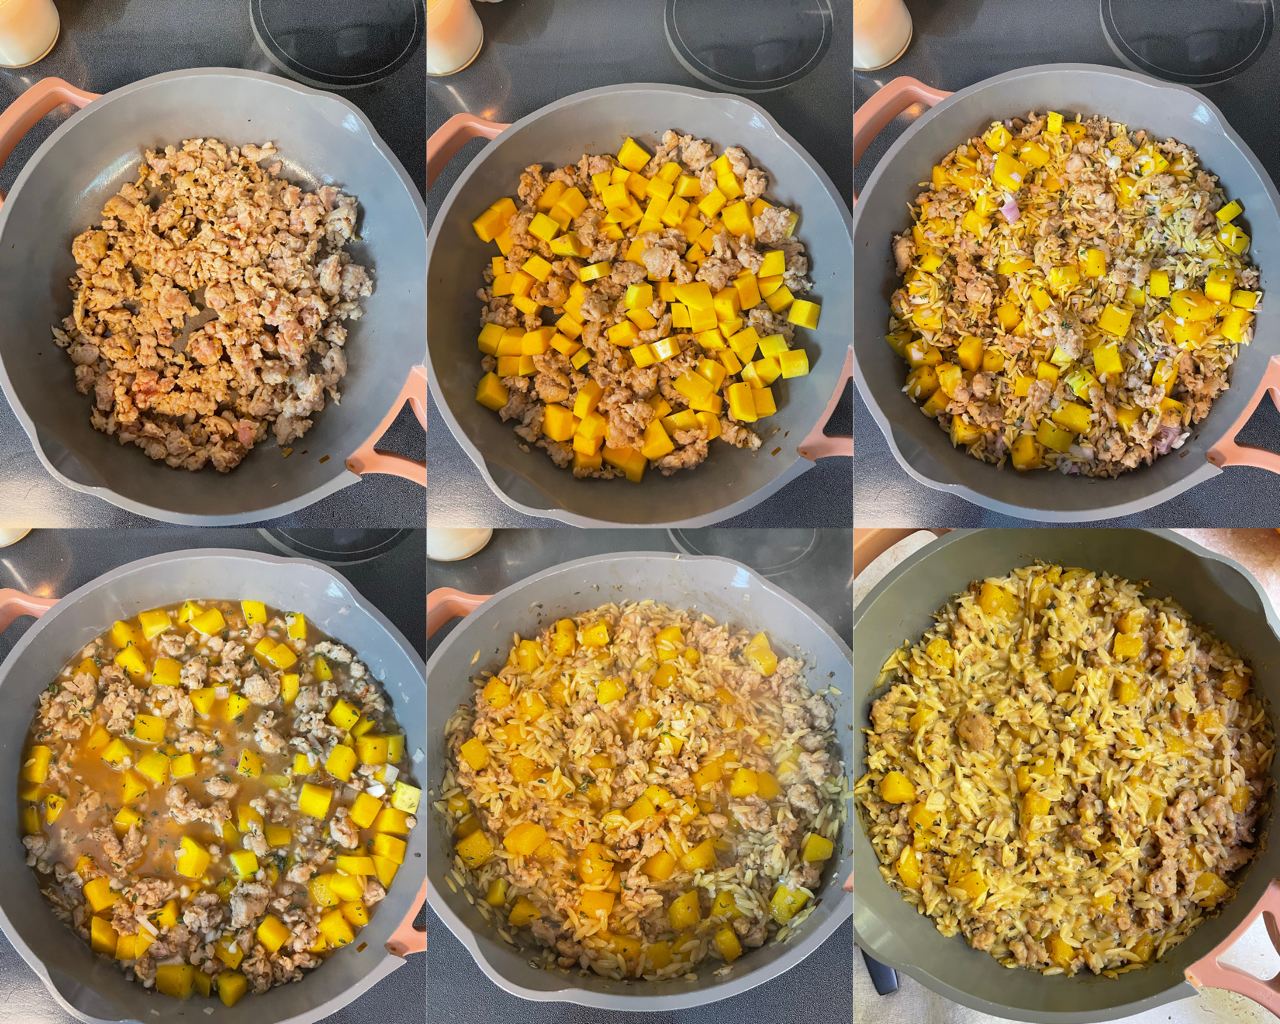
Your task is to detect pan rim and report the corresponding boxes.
[426,81,853,528]
[426,549,853,1009]
[852,61,1280,522]
[0,66,428,525]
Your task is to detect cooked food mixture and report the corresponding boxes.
[18,600,419,1006]
[887,112,1263,476]
[53,138,373,473]
[442,602,845,980]
[855,564,1274,977]
[469,130,821,482]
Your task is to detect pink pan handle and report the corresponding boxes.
[385,875,427,957]
[853,77,951,204]
[1207,355,1280,474]
[427,587,488,638]
[0,588,57,632]
[0,78,98,209]
[427,112,509,191]
[1186,878,1280,1015]
[798,347,853,460]
[345,365,427,486]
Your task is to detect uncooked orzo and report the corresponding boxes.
[855,563,1273,976]
[443,600,844,981]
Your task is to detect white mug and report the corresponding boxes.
[427,0,485,77]
[0,0,59,70]
[854,0,913,72]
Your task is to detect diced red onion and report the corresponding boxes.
[1154,424,1181,455]
[1000,195,1020,223]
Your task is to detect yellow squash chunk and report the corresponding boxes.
[100,737,133,770]
[319,908,355,947]
[508,895,542,927]
[329,698,360,730]
[668,890,701,930]
[189,607,225,635]
[325,743,358,782]
[728,768,759,798]
[770,885,810,925]
[299,783,333,819]
[879,771,915,804]
[22,744,52,783]
[503,821,547,856]
[217,971,249,1007]
[134,751,169,786]
[224,693,250,721]
[84,876,119,913]
[230,849,259,878]
[113,645,147,680]
[90,916,118,956]
[680,839,718,873]
[596,676,627,705]
[175,836,211,879]
[714,923,742,963]
[579,889,615,920]
[256,914,290,953]
[475,372,509,411]
[1051,401,1092,435]
[138,608,171,640]
[236,748,263,778]
[802,832,834,862]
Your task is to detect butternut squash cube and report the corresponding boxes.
[190,607,226,635]
[134,752,169,786]
[318,908,355,947]
[100,737,133,770]
[237,748,263,778]
[89,915,118,957]
[668,890,701,930]
[84,876,118,913]
[138,608,172,640]
[231,849,259,878]
[508,895,542,927]
[769,885,809,924]
[299,783,333,819]
[802,833,835,862]
[503,822,547,856]
[879,771,915,804]
[114,645,148,680]
[596,676,627,705]
[475,372,509,412]
[680,839,718,873]
[328,698,360,731]
[217,970,248,1007]
[176,836,211,879]
[131,713,167,745]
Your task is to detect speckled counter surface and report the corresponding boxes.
[854,0,1280,527]
[426,528,853,1023]
[427,0,852,528]
[0,0,426,528]
[0,528,425,1024]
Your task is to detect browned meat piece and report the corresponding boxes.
[956,710,994,751]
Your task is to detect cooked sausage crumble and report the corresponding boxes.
[53,138,373,473]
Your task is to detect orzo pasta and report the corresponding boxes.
[443,600,845,980]
[855,563,1273,976]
